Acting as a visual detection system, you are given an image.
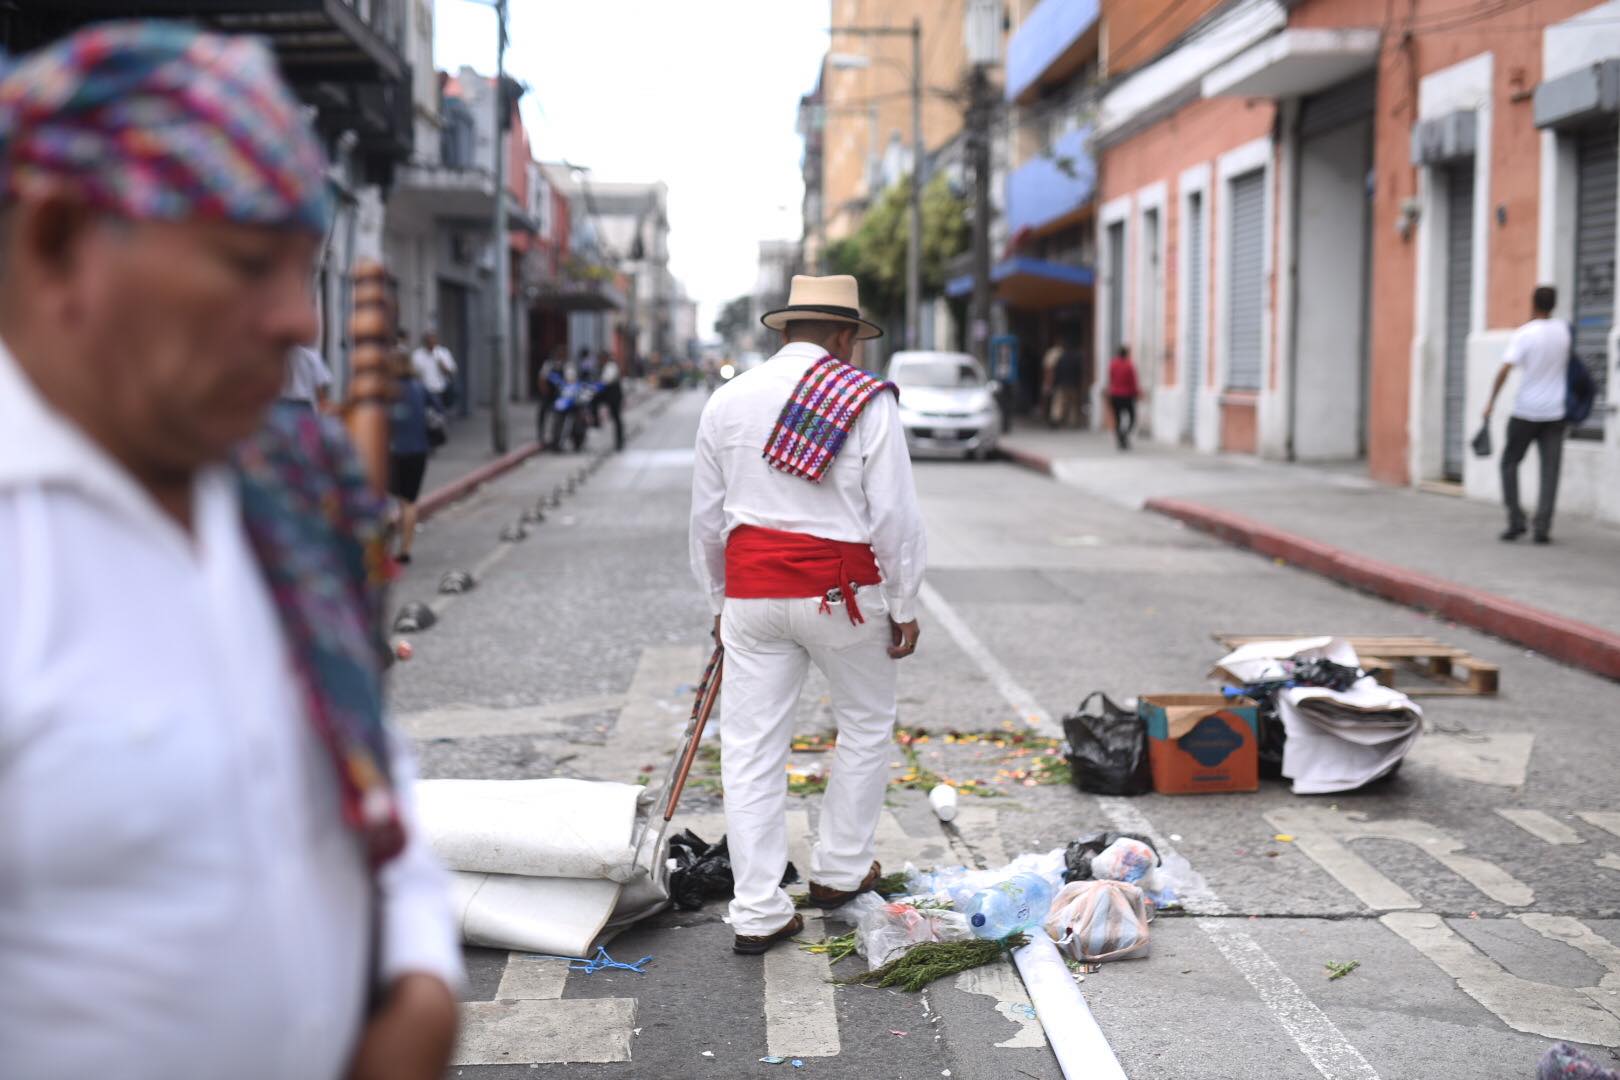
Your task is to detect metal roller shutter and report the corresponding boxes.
[1226,170,1265,391]
[1574,122,1617,430]
[1185,191,1205,439]
[1299,72,1376,139]
[1107,220,1126,357]
[1442,162,1475,480]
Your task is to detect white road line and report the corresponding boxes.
[918,581,1061,737]
[1496,808,1583,846]
[1405,731,1533,788]
[453,999,637,1066]
[1579,811,1620,840]
[920,583,1381,1080]
[764,908,842,1059]
[1518,914,1620,993]
[1596,852,1620,874]
[494,954,573,1000]
[1380,912,1620,1046]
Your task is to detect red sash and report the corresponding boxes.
[725,524,881,625]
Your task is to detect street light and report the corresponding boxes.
[829,20,922,350]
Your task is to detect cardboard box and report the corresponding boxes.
[1138,694,1259,795]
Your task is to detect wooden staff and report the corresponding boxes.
[662,645,724,822]
[345,259,395,493]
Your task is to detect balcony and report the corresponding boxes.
[1006,126,1095,236]
[1006,0,1100,105]
[4,1,412,179]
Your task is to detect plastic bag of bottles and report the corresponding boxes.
[1043,880,1151,962]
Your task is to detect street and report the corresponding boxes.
[395,387,1620,1080]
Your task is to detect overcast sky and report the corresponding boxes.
[435,0,829,339]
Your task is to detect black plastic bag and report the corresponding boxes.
[1062,830,1159,883]
[1061,691,1151,796]
[667,830,799,911]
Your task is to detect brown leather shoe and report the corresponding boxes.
[732,913,805,955]
[806,861,882,909]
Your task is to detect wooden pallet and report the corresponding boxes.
[1213,634,1500,697]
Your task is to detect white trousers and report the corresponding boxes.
[719,586,897,935]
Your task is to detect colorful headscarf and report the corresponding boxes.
[0,21,330,233]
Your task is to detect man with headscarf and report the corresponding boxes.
[0,23,461,1080]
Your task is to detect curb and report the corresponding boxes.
[1145,496,1620,681]
[994,442,1056,476]
[417,441,541,521]
[415,388,666,522]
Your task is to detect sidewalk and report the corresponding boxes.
[417,386,656,520]
[997,422,1620,678]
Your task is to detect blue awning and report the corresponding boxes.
[947,257,1094,306]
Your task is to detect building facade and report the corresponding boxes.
[1093,0,1620,525]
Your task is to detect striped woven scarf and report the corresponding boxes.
[763,355,898,483]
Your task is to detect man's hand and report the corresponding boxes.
[712,614,722,643]
[346,974,458,1080]
[888,618,920,660]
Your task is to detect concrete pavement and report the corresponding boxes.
[392,390,1620,1079]
[998,424,1620,679]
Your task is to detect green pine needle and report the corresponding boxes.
[836,935,1027,992]
[1325,959,1360,981]
[795,931,859,964]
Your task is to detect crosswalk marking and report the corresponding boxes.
[955,963,1045,1048]
[1518,914,1620,995]
[453,998,638,1066]
[764,908,842,1059]
[1496,808,1583,845]
[1579,811,1620,839]
[1381,912,1620,1046]
[494,955,572,1001]
[1266,806,1534,909]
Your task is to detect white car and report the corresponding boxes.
[887,351,1000,459]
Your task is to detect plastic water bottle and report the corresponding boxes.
[963,872,1056,939]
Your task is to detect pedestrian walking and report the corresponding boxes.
[1484,285,1571,543]
[1049,335,1086,428]
[1107,344,1140,450]
[537,345,564,446]
[281,343,334,411]
[689,274,927,955]
[598,349,625,451]
[390,351,434,564]
[0,24,461,1080]
[412,329,458,412]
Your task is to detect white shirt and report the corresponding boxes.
[690,341,927,622]
[283,345,333,403]
[1504,318,1571,422]
[411,344,457,394]
[0,342,463,1080]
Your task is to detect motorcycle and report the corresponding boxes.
[547,371,600,452]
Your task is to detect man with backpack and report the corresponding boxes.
[1483,285,1586,544]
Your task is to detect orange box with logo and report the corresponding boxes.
[1137,694,1259,795]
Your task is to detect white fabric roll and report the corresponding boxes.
[416,778,643,881]
[450,873,624,958]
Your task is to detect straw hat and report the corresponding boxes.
[760,274,884,340]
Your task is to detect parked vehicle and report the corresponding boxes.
[547,371,599,452]
[887,351,1001,460]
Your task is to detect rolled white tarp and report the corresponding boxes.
[416,778,643,881]
[450,873,625,958]
[1012,930,1128,1080]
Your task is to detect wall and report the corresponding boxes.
[1100,0,1225,77]
[1096,94,1275,444]
[822,0,970,240]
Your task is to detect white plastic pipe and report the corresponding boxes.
[1012,930,1128,1080]
[928,783,959,822]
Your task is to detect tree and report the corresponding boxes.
[824,174,969,322]
[714,293,753,346]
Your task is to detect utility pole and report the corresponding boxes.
[489,0,510,453]
[969,63,992,367]
[907,17,922,350]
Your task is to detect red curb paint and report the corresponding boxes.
[995,443,1055,476]
[1145,497,1620,681]
[417,441,541,521]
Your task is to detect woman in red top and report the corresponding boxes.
[1107,345,1140,450]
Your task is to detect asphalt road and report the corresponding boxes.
[393,386,1620,1080]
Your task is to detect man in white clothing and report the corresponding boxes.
[412,328,458,410]
[0,24,460,1080]
[690,274,926,953]
[283,343,334,409]
[1484,285,1571,543]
